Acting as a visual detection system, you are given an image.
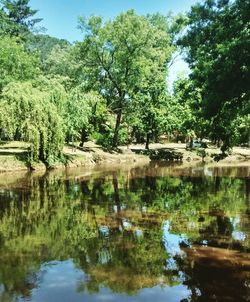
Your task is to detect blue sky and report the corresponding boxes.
[30,0,198,42]
[29,0,199,87]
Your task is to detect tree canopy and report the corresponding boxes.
[75,10,174,147]
[0,0,249,164]
[179,0,250,149]
[0,79,65,165]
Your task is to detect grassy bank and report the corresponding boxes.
[0,141,249,173]
[0,141,150,172]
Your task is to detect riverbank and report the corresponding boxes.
[0,141,249,173]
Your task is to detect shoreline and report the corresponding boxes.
[0,141,249,174]
[0,160,249,190]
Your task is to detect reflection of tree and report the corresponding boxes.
[176,245,250,302]
[0,170,248,300]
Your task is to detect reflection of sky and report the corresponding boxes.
[113,205,126,212]
[122,219,132,229]
[134,229,143,238]
[162,221,187,257]
[230,217,241,226]
[232,231,246,241]
[162,221,188,274]
[18,260,191,302]
[19,260,86,302]
[99,225,109,237]
[230,217,247,242]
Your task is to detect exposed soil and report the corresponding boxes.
[0,141,249,173]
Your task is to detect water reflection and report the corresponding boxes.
[0,163,249,301]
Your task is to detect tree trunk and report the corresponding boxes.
[79,129,87,147]
[145,133,150,150]
[190,137,193,149]
[112,109,122,148]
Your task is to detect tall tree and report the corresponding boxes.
[75,10,173,148]
[180,0,250,149]
[0,0,42,37]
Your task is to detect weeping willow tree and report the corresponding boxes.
[0,78,66,166]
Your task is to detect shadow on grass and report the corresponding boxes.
[131,147,175,154]
[131,147,183,161]
[0,146,28,150]
[13,152,32,168]
[0,150,28,156]
[0,148,31,169]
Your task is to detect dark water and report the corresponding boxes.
[0,163,249,302]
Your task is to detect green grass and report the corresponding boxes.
[0,141,30,171]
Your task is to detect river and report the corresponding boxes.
[0,162,249,302]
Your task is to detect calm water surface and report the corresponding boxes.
[0,163,249,302]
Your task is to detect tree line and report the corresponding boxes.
[0,0,249,165]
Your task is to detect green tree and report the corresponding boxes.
[65,86,109,147]
[25,34,70,64]
[75,10,173,148]
[0,35,39,91]
[41,43,80,90]
[180,0,250,150]
[131,79,169,149]
[0,79,65,165]
[172,76,209,142]
[0,4,18,35]
[0,0,42,37]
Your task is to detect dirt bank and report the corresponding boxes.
[0,141,249,173]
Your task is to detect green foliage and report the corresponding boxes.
[94,132,113,149]
[0,0,248,161]
[0,0,42,37]
[25,33,70,62]
[65,86,110,146]
[131,90,170,148]
[0,5,18,35]
[0,35,39,91]
[0,80,65,165]
[94,122,128,149]
[233,115,250,146]
[42,44,80,88]
[172,76,209,139]
[179,0,250,149]
[32,75,67,112]
[75,10,174,147]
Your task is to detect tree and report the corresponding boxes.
[26,34,70,64]
[65,86,109,147]
[0,4,18,35]
[179,0,250,149]
[75,10,173,148]
[41,43,80,90]
[0,0,42,37]
[172,76,209,142]
[0,35,39,91]
[131,78,169,149]
[0,79,65,165]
